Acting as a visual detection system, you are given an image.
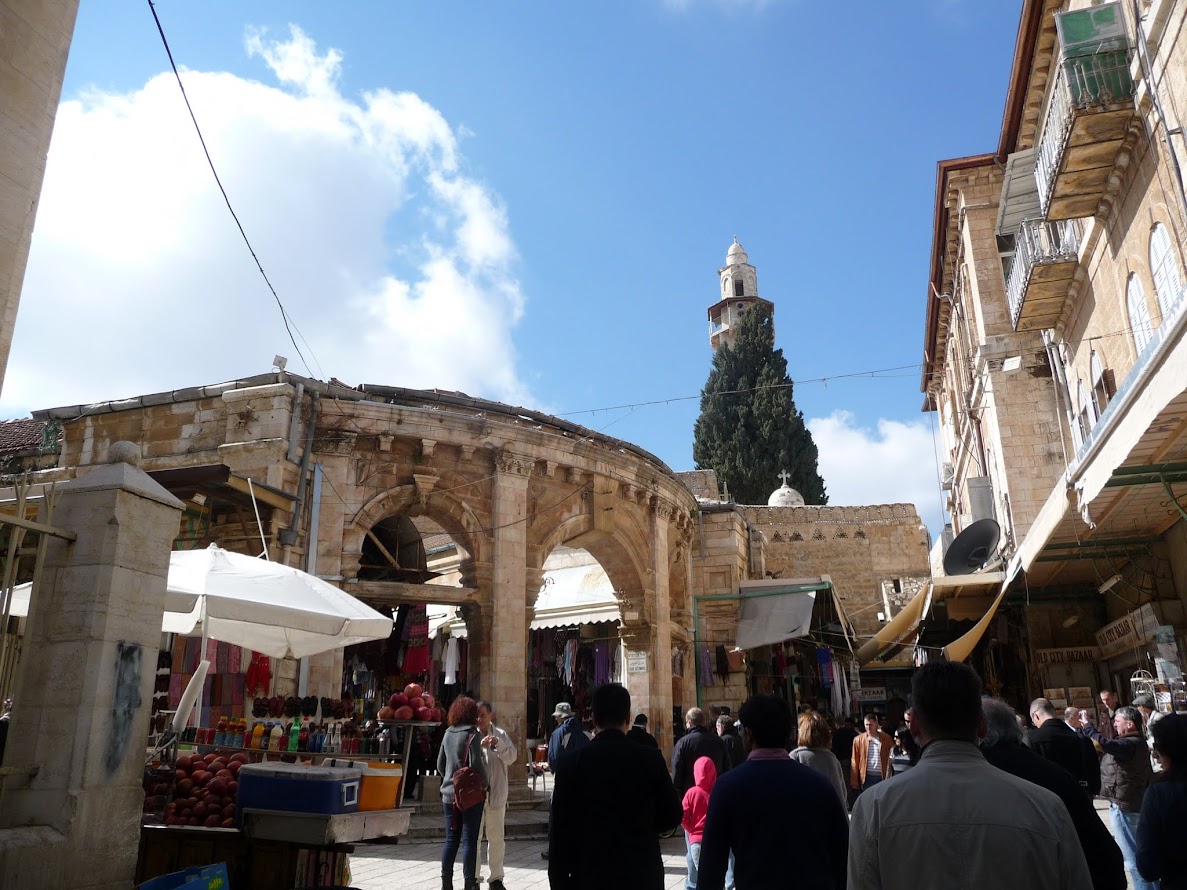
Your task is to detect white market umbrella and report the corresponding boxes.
[7,546,392,660]
[165,545,393,660]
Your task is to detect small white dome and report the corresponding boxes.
[727,238,748,265]
[768,483,805,507]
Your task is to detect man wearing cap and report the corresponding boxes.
[548,702,590,774]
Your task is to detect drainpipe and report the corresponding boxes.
[286,382,305,463]
[298,464,324,698]
[279,393,320,550]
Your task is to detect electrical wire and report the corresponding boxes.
[555,363,922,418]
[146,0,317,379]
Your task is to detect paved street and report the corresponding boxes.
[349,799,1135,890]
[350,834,692,890]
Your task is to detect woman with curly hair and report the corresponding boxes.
[438,695,489,890]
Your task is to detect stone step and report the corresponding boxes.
[375,808,550,844]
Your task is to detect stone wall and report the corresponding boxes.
[0,0,80,390]
[741,503,931,668]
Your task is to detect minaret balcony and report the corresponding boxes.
[1006,217,1083,332]
[1035,45,1137,221]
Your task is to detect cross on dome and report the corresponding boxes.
[778,469,791,485]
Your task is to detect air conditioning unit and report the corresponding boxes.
[940,463,955,490]
[941,523,955,555]
[967,476,996,523]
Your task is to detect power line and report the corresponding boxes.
[146,0,317,379]
[556,363,923,418]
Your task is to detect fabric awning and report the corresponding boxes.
[855,585,929,666]
[943,583,1009,662]
[733,580,825,650]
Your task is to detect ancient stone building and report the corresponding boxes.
[28,375,701,761]
[921,0,1187,704]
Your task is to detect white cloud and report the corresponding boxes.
[808,410,945,535]
[1,25,531,416]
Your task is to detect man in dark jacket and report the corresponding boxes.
[1028,697,1100,796]
[627,713,658,748]
[1081,705,1154,890]
[547,702,589,773]
[716,715,746,771]
[671,708,725,795]
[981,698,1125,890]
[548,683,682,890]
[698,695,848,890]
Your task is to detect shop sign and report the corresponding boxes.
[627,651,648,674]
[1096,604,1162,660]
[1035,646,1100,666]
[856,687,886,701]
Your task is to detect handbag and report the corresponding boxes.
[452,730,487,812]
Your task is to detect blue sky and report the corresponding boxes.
[2,0,1023,534]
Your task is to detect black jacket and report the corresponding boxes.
[627,725,658,749]
[1029,718,1100,795]
[1137,774,1187,888]
[831,725,857,766]
[718,726,746,772]
[548,728,682,890]
[671,725,725,795]
[983,740,1125,890]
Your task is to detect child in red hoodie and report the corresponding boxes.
[682,755,717,888]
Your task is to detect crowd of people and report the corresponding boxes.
[535,663,1187,890]
[429,666,1186,890]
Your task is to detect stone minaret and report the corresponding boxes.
[707,237,774,350]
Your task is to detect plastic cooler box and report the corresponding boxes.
[236,761,361,816]
[325,758,403,810]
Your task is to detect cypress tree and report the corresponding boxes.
[692,303,827,505]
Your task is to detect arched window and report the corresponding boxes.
[1150,223,1183,317]
[1127,273,1153,353]
[734,279,745,297]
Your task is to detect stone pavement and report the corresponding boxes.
[350,834,692,890]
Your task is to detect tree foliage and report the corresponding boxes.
[692,303,827,505]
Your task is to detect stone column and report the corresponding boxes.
[0,443,183,888]
[0,0,81,391]
[487,451,531,783]
[622,507,675,754]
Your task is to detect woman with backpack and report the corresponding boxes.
[438,695,489,890]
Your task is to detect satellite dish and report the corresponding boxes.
[943,518,1001,576]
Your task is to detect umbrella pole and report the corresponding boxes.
[195,597,207,722]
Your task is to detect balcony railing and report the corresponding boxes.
[1006,217,1083,330]
[1071,280,1187,472]
[1035,47,1136,220]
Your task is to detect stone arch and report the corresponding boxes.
[530,510,651,617]
[347,484,486,578]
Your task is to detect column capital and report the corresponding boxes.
[493,448,534,477]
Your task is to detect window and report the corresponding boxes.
[1075,378,1095,442]
[1127,273,1153,353]
[1090,350,1115,417]
[734,279,745,297]
[1150,223,1183,317]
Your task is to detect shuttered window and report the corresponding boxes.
[1150,223,1183,317]
[1127,273,1153,353]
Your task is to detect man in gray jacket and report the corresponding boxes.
[848,662,1091,890]
[476,701,517,890]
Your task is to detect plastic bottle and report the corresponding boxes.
[298,720,310,753]
[289,720,300,753]
[251,723,265,750]
[214,715,227,747]
[378,727,390,757]
[269,722,284,752]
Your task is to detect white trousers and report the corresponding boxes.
[478,801,507,881]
